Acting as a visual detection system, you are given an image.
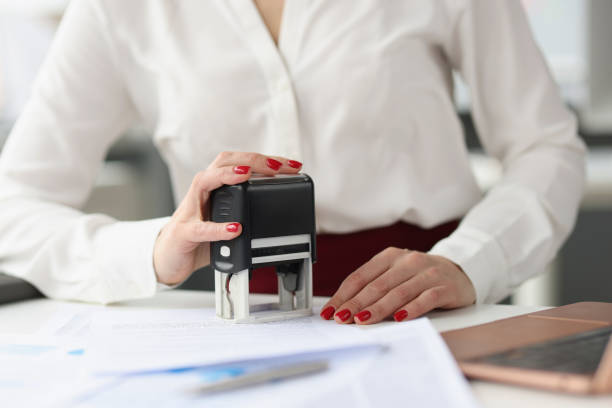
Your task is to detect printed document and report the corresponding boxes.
[88,308,373,373]
[83,309,480,408]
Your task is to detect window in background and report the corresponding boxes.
[0,4,63,122]
[521,0,587,105]
[0,2,173,221]
[454,0,588,113]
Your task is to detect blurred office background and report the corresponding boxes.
[0,0,610,305]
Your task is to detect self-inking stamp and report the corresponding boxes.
[210,174,316,323]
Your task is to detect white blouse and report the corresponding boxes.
[0,0,586,304]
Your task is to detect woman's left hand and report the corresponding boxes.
[319,248,476,324]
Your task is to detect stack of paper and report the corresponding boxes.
[1,305,481,407]
[0,334,109,407]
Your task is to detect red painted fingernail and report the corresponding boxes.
[394,310,408,322]
[355,310,372,322]
[233,165,250,174]
[335,309,352,322]
[266,158,282,171]
[226,223,240,233]
[320,306,335,320]
[287,160,302,169]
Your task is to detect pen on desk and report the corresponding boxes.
[190,360,329,395]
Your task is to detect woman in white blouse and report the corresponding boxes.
[0,0,585,325]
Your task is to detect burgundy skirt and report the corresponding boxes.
[249,220,459,297]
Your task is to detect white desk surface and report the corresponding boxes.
[1,289,611,408]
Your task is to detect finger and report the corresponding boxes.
[212,151,301,175]
[352,270,431,325]
[336,263,420,324]
[269,155,303,173]
[177,165,251,220]
[394,286,452,322]
[191,165,252,197]
[181,220,242,243]
[320,247,402,321]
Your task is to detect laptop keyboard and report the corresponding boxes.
[472,326,612,375]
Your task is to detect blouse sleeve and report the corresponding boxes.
[429,0,587,303]
[0,0,169,304]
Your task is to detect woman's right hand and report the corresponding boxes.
[153,151,303,286]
